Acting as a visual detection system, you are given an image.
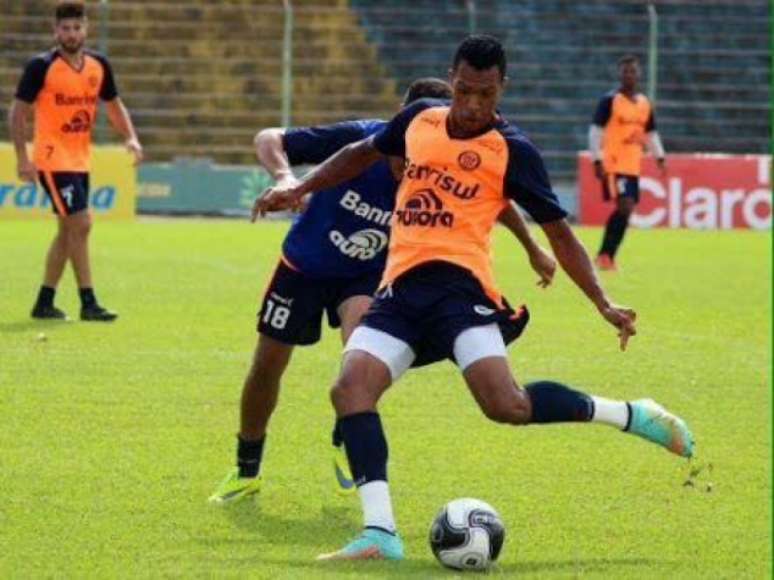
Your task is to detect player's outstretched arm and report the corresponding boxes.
[254,128,294,181]
[541,219,637,350]
[497,201,556,288]
[104,97,143,165]
[252,128,306,213]
[8,99,36,182]
[254,136,383,219]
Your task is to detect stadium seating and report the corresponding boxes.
[0,0,397,164]
[351,0,770,181]
[0,0,769,181]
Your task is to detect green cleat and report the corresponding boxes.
[333,445,356,495]
[208,468,261,504]
[627,399,695,458]
[317,528,404,561]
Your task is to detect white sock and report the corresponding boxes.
[359,480,396,533]
[590,396,630,429]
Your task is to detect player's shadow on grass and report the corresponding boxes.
[211,500,359,548]
[0,319,74,333]
[248,555,661,578]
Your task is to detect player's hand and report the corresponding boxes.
[529,246,557,288]
[593,160,605,181]
[292,193,312,214]
[252,177,304,222]
[17,159,37,182]
[126,138,144,165]
[598,303,637,351]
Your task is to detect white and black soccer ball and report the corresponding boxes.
[429,498,505,571]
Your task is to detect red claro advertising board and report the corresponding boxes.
[577,152,772,230]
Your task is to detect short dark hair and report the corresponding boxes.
[403,77,453,105]
[56,2,86,21]
[452,34,506,79]
[617,54,640,68]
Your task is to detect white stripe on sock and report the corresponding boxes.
[590,396,629,429]
[359,480,396,533]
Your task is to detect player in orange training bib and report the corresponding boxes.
[9,1,143,321]
[589,55,666,271]
[258,36,693,562]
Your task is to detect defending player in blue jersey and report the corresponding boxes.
[209,78,558,503]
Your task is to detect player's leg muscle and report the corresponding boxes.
[337,295,373,344]
[463,356,531,424]
[331,349,393,416]
[240,334,294,439]
[64,210,93,287]
[617,196,635,216]
[456,324,531,424]
[43,217,70,287]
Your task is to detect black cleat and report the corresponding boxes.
[31,304,68,320]
[80,304,118,322]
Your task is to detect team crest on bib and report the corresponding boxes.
[458,150,481,171]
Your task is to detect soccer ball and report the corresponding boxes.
[429,498,505,571]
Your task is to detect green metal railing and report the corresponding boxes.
[647,3,659,103]
[96,0,110,142]
[466,0,477,34]
[281,0,294,127]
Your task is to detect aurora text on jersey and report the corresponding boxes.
[281,119,397,278]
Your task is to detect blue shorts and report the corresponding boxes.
[38,171,90,216]
[602,174,640,203]
[359,261,529,368]
[257,260,382,345]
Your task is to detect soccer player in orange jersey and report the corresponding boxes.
[258,36,693,561]
[8,2,143,321]
[589,55,666,271]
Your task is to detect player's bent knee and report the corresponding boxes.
[65,215,92,239]
[330,364,370,413]
[330,350,391,414]
[618,199,635,216]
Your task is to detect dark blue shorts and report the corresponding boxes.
[257,260,382,345]
[360,261,529,367]
[602,174,640,203]
[38,171,90,216]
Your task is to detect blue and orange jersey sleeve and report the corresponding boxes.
[502,130,567,223]
[373,98,448,157]
[592,92,615,127]
[88,51,119,100]
[283,120,371,165]
[14,53,53,103]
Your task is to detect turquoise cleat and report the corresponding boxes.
[627,399,695,458]
[317,528,404,561]
[333,445,356,495]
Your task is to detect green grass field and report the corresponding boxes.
[1,218,771,578]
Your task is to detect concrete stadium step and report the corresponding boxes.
[107,57,397,79]
[123,92,397,112]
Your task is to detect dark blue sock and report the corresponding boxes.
[36,285,55,307]
[237,434,265,478]
[332,418,343,447]
[525,380,594,423]
[339,412,388,486]
[79,287,97,308]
